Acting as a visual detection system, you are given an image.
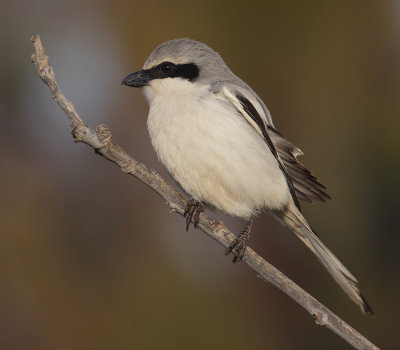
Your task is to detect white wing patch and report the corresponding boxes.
[218,86,267,137]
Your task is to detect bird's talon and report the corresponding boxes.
[225,221,252,262]
[184,199,205,230]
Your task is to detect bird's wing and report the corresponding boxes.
[216,84,330,208]
[267,126,331,203]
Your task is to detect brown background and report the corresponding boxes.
[1,1,399,349]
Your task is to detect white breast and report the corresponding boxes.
[144,79,290,219]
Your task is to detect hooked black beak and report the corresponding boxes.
[121,70,151,87]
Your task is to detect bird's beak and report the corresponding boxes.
[121,69,151,87]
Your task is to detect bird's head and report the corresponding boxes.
[121,38,235,100]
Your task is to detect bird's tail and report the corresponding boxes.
[280,202,373,314]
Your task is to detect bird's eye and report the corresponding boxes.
[160,62,174,74]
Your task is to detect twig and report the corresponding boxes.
[30,35,379,350]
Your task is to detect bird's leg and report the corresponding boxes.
[184,199,206,231]
[225,218,254,263]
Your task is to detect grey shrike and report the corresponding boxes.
[122,38,372,314]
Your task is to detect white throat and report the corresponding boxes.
[143,78,208,103]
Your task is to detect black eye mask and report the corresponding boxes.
[121,62,199,87]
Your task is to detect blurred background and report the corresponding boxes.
[1,0,399,349]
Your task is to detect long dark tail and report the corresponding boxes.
[280,202,373,314]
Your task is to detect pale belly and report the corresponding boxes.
[147,89,290,219]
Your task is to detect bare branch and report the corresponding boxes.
[30,35,380,350]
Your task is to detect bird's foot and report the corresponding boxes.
[225,219,253,263]
[184,199,205,231]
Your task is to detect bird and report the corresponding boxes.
[121,38,372,314]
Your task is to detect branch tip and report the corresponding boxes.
[31,34,39,43]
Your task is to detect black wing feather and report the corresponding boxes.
[235,92,330,208]
[267,126,331,203]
